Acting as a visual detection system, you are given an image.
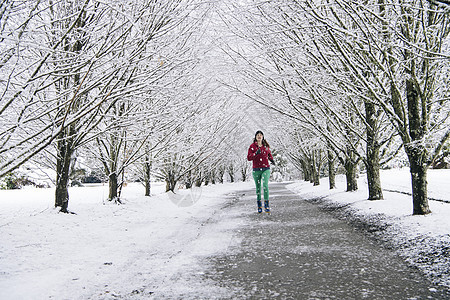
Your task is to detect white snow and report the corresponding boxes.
[0,181,252,299]
[286,168,450,288]
[1,168,449,298]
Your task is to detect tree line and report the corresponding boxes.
[0,0,255,212]
[222,0,450,215]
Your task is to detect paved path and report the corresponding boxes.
[204,183,450,299]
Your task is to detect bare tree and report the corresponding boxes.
[1,0,208,212]
[222,0,449,214]
[301,0,450,214]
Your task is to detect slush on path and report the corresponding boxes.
[204,183,450,299]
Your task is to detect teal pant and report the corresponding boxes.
[252,169,270,201]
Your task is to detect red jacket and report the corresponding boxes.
[247,142,273,170]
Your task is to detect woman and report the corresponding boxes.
[247,130,275,213]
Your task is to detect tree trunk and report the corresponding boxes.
[204,175,209,186]
[228,165,235,183]
[55,161,70,213]
[185,170,192,189]
[54,8,87,213]
[313,172,320,186]
[108,172,118,202]
[405,78,431,215]
[144,161,151,196]
[301,159,311,182]
[344,158,358,192]
[366,146,383,200]
[409,154,431,215]
[241,167,247,182]
[194,168,202,187]
[185,181,192,189]
[195,176,202,187]
[55,133,73,213]
[145,180,151,197]
[166,171,177,192]
[365,100,383,200]
[312,151,320,186]
[217,166,225,184]
[211,170,216,184]
[327,149,336,189]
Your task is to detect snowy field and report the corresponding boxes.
[0,168,449,299]
[287,168,450,289]
[0,181,253,299]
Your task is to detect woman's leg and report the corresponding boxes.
[252,170,263,211]
[262,169,270,212]
[262,169,270,200]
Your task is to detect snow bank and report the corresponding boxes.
[286,168,450,288]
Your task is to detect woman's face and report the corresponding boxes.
[256,133,263,143]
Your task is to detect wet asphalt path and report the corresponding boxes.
[205,183,450,299]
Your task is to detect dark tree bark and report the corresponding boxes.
[404,79,431,215]
[311,150,321,186]
[195,173,202,187]
[327,149,336,189]
[309,160,315,184]
[344,162,358,191]
[228,164,235,183]
[300,159,311,182]
[210,169,216,184]
[99,135,121,202]
[53,3,88,213]
[344,150,358,191]
[166,171,177,192]
[145,179,151,197]
[407,148,430,214]
[217,166,225,184]
[55,130,74,213]
[241,166,248,182]
[365,101,383,200]
[185,170,193,189]
[144,159,151,196]
[193,168,203,187]
[108,172,118,201]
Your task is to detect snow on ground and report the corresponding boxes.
[0,181,253,299]
[1,168,449,299]
[286,168,450,288]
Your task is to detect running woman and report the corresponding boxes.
[247,130,275,213]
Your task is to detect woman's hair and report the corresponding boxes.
[253,130,270,148]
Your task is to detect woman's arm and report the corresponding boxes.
[268,149,275,164]
[247,144,258,161]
